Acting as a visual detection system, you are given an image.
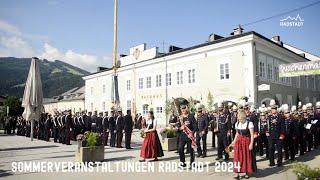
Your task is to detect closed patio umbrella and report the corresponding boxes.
[21,57,44,141]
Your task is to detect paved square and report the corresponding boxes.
[0,131,319,180]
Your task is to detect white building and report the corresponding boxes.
[83,29,320,125]
[44,86,85,114]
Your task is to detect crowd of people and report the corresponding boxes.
[15,108,134,149]
[5,99,320,178]
[146,99,320,179]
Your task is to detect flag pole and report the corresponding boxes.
[111,0,119,109]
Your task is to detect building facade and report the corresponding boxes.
[44,86,85,114]
[83,30,320,125]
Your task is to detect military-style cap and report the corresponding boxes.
[316,101,320,109]
[270,99,278,109]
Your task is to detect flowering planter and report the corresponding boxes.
[161,137,177,151]
[75,146,104,162]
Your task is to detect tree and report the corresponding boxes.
[207,91,214,111]
[4,96,24,116]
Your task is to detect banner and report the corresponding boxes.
[279,61,320,77]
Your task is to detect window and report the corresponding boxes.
[259,61,266,78]
[267,63,273,80]
[146,76,151,88]
[188,69,195,83]
[306,76,309,89]
[156,75,162,87]
[287,95,293,107]
[177,71,183,84]
[90,87,93,95]
[138,78,143,89]
[166,73,171,86]
[274,62,279,82]
[102,85,106,94]
[258,53,266,79]
[296,77,301,88]
[142,104,148,115]
[102,101,105,111]
[126,80,131,91]
[312,75,316,90]
[220,63,230,80]
[127,100,131,110]
[156,107,163,114]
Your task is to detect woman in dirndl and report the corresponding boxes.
[139,111,164,161]
[231,109,255,179]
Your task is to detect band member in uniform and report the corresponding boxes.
[196,105,209,158]
[303,104,313,152]
[266,100,285,167]
[84,111,92,132]
[97,112,103,135]
[140,111,164,162]
[91,111,98,133]
[209,107,217,148]
[124,110,133,149]
[257,110,269,158]
[109,109,116,147]
[65,110,73,145]
[102,111,109,146]
[314,102,320,149]
[116,108,125,148]
[44,114,52,141]
[52,113,59,142]
[177,103,197,167]
[282,104,296,161]
[215,102,231,161]
[230,105,238,144]
[298,106,307,156]
[169,112,180,153]
[231,109,255,179]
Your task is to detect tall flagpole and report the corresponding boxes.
[111,0,120,109]
[113,0,118,74]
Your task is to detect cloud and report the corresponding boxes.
[0,19,110,72]
[0,36,34,57]
[40,43,111,72]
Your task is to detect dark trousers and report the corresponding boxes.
[45,129,50,141]
[59,128,65,144]
[53,127,59,142]
[299,135,306,155]
[211,131,216,147]
[176,132,181,151]
[116,131,123,147]
[315,128,320,148]
[217,133,229,160]
[110,131,116,147]
[125,132,132,148]
[268,138,283,165]
[178,138,194,164]
[258,133,269,157]
[306,132,313,151]
[65,128,71,145]
[283,135,295,160]
[196,133,207,156]
[103,131,109,146]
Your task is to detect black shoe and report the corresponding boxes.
[126,147,133,149]
[180,163,187,168]
[215,157,222,161]
[269,163,275,167]
[201,154,207,158]
[197,154,202,158]
[277,163,282,167]
[139,159,146,162]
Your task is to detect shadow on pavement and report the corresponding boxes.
[0,145,59,152]
[0,169,13,178]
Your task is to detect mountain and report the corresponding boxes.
[0,57,90,98]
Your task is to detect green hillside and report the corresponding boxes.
[0,57,90,98]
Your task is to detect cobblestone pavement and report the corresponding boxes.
[0,130,319,180]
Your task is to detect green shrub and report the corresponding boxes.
[291,163,320,180]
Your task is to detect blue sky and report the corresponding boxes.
[0,0,319,72]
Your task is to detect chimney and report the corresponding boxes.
[271,36,283,46]
[208,33,224,42]
[230,25,243,35]
[168,45,183,53]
